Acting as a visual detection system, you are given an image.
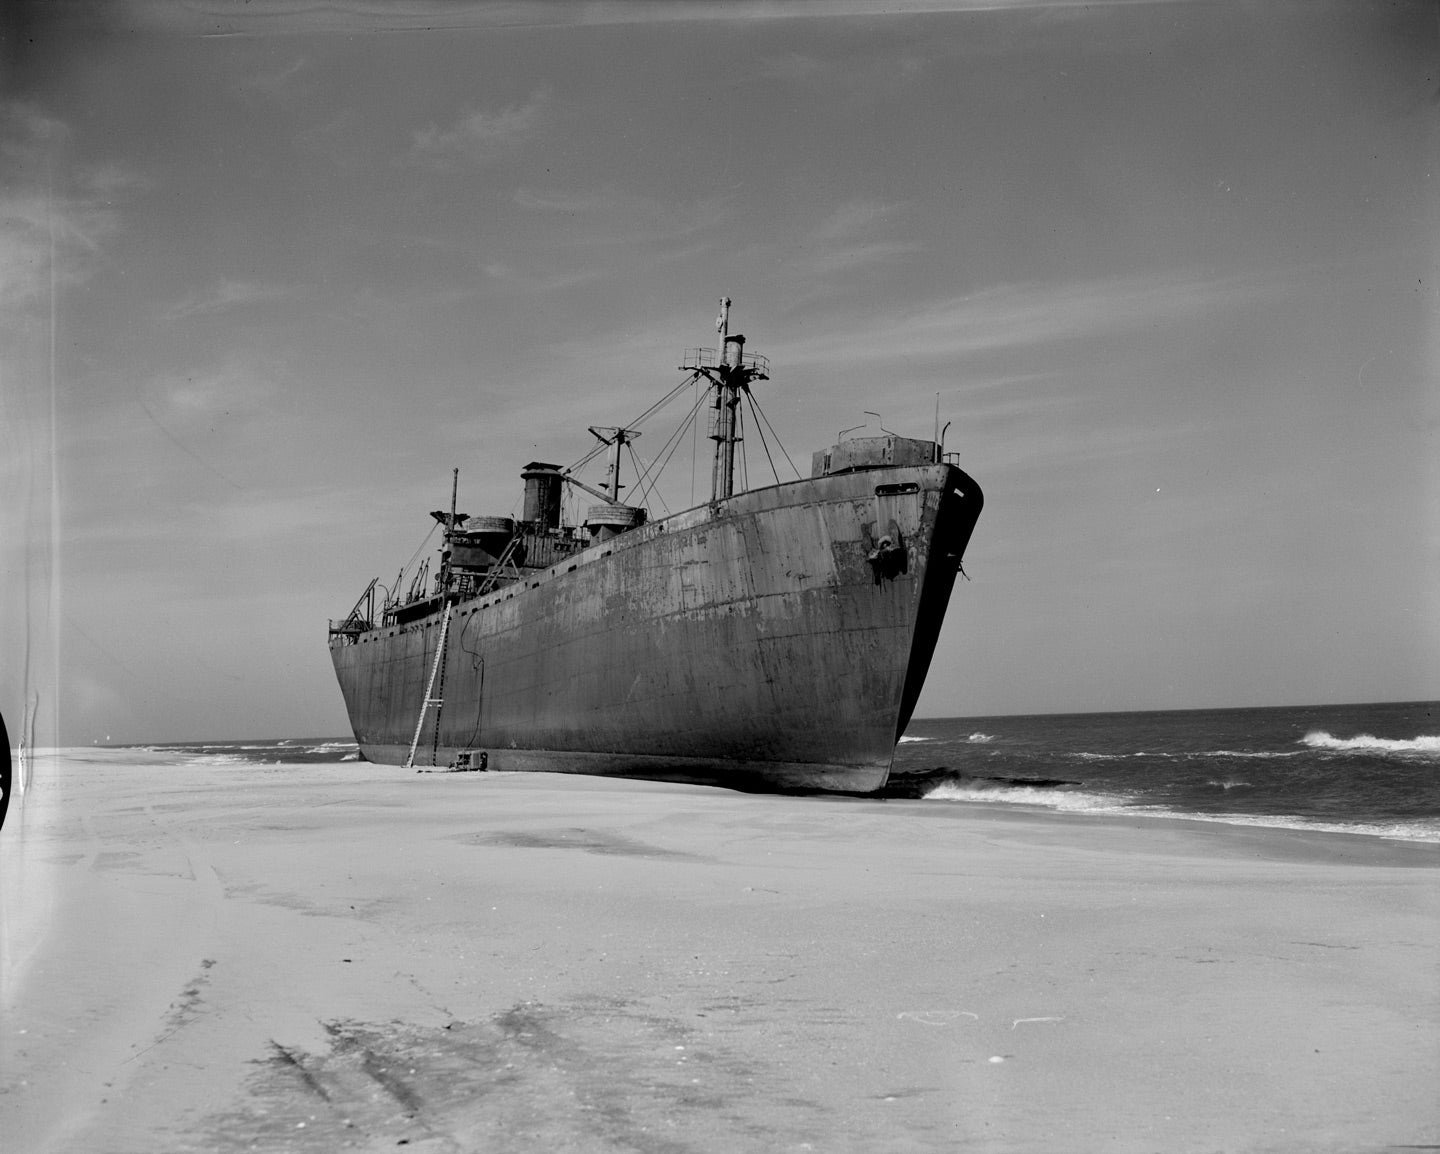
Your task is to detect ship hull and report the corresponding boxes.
[329,462,981,792]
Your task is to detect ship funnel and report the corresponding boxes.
[521,461,563,529]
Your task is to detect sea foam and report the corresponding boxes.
[1300,731,1440,756]
[923,781,1132,813]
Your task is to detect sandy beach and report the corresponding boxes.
[1,751,1435,1153]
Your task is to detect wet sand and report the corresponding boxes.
[2,750,1436,1153]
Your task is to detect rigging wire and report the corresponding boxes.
[631,389,708,511]
[381,346,797,615]
[398,522,439,585]
[563,374,696,476]
[555,359,793,514]
[745,390,801,481]
[736,401,748,493]
[630,386,707,500]
[745,391,780,487]
[624,442,667,517]
[629,373,699,428]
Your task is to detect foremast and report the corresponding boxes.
[681,297,770,502]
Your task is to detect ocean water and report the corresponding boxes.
[134,738,363,767]
[892,700,1440,842]
[128,701,1439,843]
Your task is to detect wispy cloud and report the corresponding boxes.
[799,239,921,282]
[812,200,902,241]
[755,41,930,97]
[159,279,295,322]
[0,190,116,307]
[240,54,309,98]
[512,186,625,214]
[211,485,357,546]
[755,198,918,297]
[770,268,1287,367]
[0,104,148,309]
[481,262,602,293]
[117,1,1141,37]
[0,101,69,159]
[407,89,549,169]
[81,162,152,198]
[512,183,733,247]
[144,355,284,423]
[756,50,828,83]
[124,354,296,490]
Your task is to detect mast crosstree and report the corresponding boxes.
[680,296,769,502]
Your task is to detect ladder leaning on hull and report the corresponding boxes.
[405,602,453,769]
[406,466,460,771]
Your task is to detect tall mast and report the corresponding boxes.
[681,297,769,503]
[438,466,458,596]
[712,297,732,500]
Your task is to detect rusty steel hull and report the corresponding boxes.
[329,462,982,792]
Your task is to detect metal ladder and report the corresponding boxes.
[404,602,453,770]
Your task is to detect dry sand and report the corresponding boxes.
[1,750,1436,1153]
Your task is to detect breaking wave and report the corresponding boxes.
[899,732,993,747]
[1071,749,1306,761]
[1300,731,1440,756]
[181,753,250,767]
[922,779,1440,842]
[923,781,1133,813]
[118,739,361,766]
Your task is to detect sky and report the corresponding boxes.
[1,0,1436,747]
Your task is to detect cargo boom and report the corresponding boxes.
[329,302,982,791]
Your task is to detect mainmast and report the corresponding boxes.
[681,296,769,502]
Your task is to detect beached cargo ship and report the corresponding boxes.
[328,301,982,791]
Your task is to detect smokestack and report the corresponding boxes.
[521,462,563,529]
